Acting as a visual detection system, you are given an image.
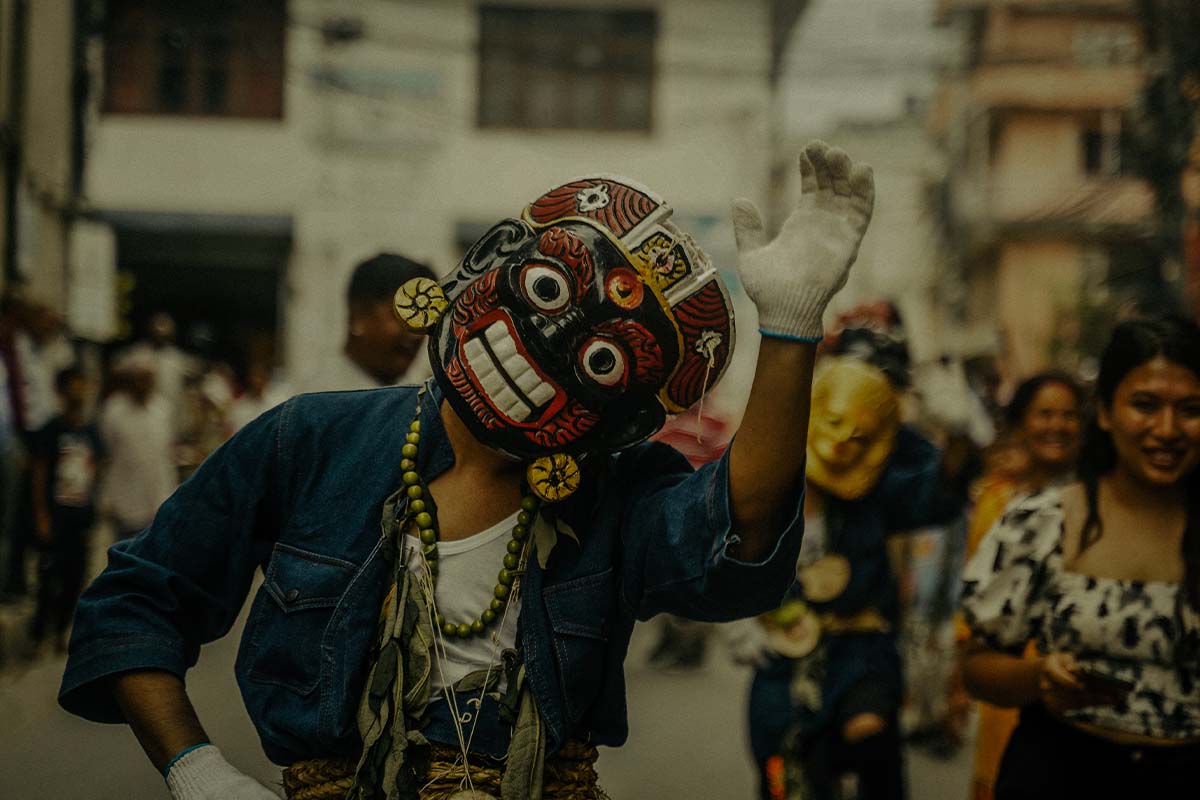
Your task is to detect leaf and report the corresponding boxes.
[450,667,501,695]
[554,516,579,547]
[500,669,545,800]
[531,512,557,570]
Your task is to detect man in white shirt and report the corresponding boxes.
[121,312,197,438]
[98,351,177,540]
[15,304,76,434]
[297,253,437,394]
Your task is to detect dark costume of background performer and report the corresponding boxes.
[732,339,966,800]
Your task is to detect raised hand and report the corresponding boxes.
[732,140,875,342]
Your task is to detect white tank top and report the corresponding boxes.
[404,510,522,698]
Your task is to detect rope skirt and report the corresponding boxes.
[282,740,606,800]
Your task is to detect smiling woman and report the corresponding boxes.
[956,370,1083,800]
[1007,372,1083,486]
[960,314,1200,800]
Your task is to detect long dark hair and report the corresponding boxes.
[1076,314,1200,608]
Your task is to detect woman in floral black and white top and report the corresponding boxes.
[960,315,1200,799]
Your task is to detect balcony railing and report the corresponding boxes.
[949,174,1156,241]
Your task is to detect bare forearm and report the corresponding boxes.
[727,339,816,560]
[962,647,1042,708]
[112,670,210,773]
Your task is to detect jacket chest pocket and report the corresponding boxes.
[543,568,613,723]
[247,543,358,695]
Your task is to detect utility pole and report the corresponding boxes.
[1127,0,1200,311]
[766,0,811,233]
[2,0,29,288]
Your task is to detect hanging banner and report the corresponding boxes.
[66,220,117,341]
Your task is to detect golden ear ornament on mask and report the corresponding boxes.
[393,277,447,333]
[526,453,582,503]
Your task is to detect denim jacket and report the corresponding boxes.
[59,384,805,765]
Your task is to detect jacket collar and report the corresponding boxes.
[416,379,457,480]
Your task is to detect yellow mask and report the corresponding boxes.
[806,357,900,500]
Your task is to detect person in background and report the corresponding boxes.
[0,292,28,601]
[228,358,288,433]
[896,354,992,750]
[961,315,1200,798]
[99,350,176,541]
[5,300,75,597]
[950,372,1083,798]
[298,253,437,393]
[29,367,103,654]
[732,337,968,800]
[134,312,195,436]
[176,362,237,474]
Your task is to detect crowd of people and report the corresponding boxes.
[0,295,211,658]
[0,251,435,664]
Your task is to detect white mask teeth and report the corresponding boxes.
[463,322,557,423]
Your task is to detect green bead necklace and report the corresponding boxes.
[402,394,540,640]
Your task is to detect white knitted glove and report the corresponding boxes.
[733,141,875,341]
[166,744,280,800]
[724,618,774,668]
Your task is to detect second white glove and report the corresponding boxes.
[165,744,280,800]
[724,618,774,668]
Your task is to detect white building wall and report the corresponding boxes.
[84,0,772,405]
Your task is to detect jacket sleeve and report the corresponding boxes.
[874,426,965,533]
[614,440,806,623]
[58,400,293,723]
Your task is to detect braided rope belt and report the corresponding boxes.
[281,740,607,800]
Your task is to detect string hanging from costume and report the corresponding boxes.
[693,331,721,444]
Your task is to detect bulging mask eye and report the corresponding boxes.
[521,264,570,313]
[580,337,628,389]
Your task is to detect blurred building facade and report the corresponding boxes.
[776,0,953,364]
[793,104,950,364]
[0,0,85,308]
[932,0,1160,382]
[68,0,775,379]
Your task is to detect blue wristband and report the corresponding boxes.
[758,329,823,344]
[163,742,212,778]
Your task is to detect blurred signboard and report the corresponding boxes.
[67,220,117,342]
[15,182,37,282]
[308,64,447,155]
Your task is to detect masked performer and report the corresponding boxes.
[58,143,873,800]
[733,349,966,800]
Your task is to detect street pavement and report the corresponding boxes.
[0,542,971,799]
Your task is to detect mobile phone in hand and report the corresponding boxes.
[1074,666,1136,699]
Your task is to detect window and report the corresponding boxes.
[477,6,657,131]
[1082,129,1105,175]
[1073,26,1139,67]
[103,0,285,118]
[1080,111,1123,177]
